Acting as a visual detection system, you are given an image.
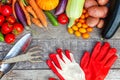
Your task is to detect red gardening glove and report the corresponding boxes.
[80,42,118,80]
[47,48,85,80]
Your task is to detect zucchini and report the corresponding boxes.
[44,11,59,26]
[102,0,120,39]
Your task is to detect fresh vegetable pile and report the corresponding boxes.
[84,0,109,28]
[0,2,24,44]
[66,0,110,39]
[37,0,118,39]
[68,9,93,39]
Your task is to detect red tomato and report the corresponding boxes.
[1,22,13,34]
[0,2,2,13]
[0,15,5,26]
[12,23,24,35]
[49,78,56,80]
[57,13,69,24]
[6,16,16,24]
[5,33,15,44]
[1,5,12,16]
[0,6,1,13]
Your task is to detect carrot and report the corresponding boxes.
[28,0,48,27]
[26,6,37,19]
[31,18,43,28]
[12,0,17,19]
[18,0,31,26]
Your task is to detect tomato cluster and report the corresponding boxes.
[0,5,24,44]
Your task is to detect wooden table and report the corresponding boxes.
[1,23,120,80]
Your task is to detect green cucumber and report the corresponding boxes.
[0,32,4,42]
[44,11,59,26]
[102,0,120,39]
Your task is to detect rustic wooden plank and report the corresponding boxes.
[0,39,120,69]
[1,69,120,80]
[14,39,120,69]
[27,24,120,39]
[11,58,120,70]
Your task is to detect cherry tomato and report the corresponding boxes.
[5,33,15,44]
[0,3,1,13]
[1,22,13,34]
[0,15,5,26]
[6,16,16,24]
[12,23,24,35]
[57,13,69,24]
[49,78,56,80]
[1,5,12,16]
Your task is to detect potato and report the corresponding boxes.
[97,19,105,28]
[86,16,100,27]
[88,6,108,18]
[84,0,98,9]
[97,0,109,6]
[102,6,108,18]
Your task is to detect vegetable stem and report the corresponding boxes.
[22,0,29,6]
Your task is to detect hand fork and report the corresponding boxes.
[0,46,43,64]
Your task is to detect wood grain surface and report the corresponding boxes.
[0,23,120,80]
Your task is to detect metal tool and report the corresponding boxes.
[0,33,32,79]
[0,46,43,64]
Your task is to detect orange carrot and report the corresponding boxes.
[18,0,31,26]
[32,18,43,28]
[12,0,17,19]
[26,6,37,19]
[28,0,48,27]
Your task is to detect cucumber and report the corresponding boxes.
[44,11,59,26]
[102,0,120,39]
[0,32,4,42]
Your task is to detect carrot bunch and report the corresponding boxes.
[12,0,48,29]
[68,9,93,39]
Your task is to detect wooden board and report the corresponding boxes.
[0,23,120,79]
[1,69,120,80]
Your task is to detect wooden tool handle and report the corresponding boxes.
[0,60,3,65]
[0,71,4,79]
